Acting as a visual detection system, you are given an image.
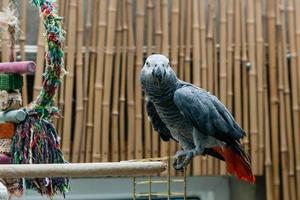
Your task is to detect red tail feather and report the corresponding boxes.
[213,146,255,184]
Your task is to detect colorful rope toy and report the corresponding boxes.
[0,0,70,198]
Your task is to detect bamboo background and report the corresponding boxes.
[1,0,300,199]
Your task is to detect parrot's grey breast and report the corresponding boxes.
[145,86,193,141]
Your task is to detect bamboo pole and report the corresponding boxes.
[247,0,259,174]
[134,0,145,160]
[200,0,207,90]
[161,0,168,56]
[126,0,136,160]
[281,1,297,197]
[111,2,122,162]
[267,0,280,198]
[233,0,242,128]
[287,0,300,198]
[219,0,227,106]
[57,0,68,138]
[280,2,297,199]
[277,13,290,200]
[295,0,300,107]
[184,0,192,83]
[85,0,99,162]
[72,0,84,163]
[219,0,227,175]
[58,0,65,16]
[170,0,179,73]
[119,0,128,161]
[241,0,249,154]
[255,0,265,175]
[178,0,185,80]
[19,0,28,105]
[80,0,92,163]
[226,0,233,112]
[207,0,215,175]
[101,0,118,162]
[33,21,45,99]
[154,0,162,53]
[93,0,108,162]
[62,0,77,161]
[146,0,154,55]
[264,63,274,200]
[192,0,200,87]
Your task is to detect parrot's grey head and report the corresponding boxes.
[140,54,177,88]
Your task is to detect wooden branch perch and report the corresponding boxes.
[0,162,167,178]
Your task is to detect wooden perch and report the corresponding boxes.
[0,109,26,123]
[0,162,167,178]
[0,61,36,74]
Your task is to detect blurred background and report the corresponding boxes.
[1,0,300,199]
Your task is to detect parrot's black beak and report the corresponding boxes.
[152,65,165,84]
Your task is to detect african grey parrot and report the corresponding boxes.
[140,54,255,183]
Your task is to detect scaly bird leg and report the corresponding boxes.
[173,128,206,170]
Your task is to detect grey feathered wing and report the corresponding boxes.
[146,99,224,161]
[173,85,246,143]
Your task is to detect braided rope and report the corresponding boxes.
[10,0,69,197]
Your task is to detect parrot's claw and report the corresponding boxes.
[173,150,193,170]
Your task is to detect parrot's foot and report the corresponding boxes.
[173,150,194,170]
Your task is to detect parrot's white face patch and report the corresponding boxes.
[140,54,176,87]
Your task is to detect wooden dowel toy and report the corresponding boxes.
[0,154,11,164]
[0,61,36,74]
[0,109,26,123]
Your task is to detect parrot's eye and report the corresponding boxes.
[146,62,149,67]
